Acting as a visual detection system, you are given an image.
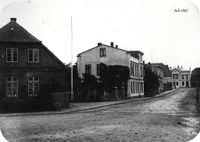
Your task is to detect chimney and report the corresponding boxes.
[10,18,17,22]
[97,42,102,46]
[110,42,114,47]
[115,45,118,48]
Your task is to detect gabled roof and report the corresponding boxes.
[0,18,40,43]
[77,43,144,58]
[0,18,66,68]
[77,43,126,57]
[172,68,180,72]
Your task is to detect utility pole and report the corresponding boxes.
[70,16,74,101]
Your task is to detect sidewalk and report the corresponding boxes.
[0,89,176,117]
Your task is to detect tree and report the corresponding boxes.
[191,68,200,88]
[144,65,159,97]
[98,63,129,100]
[81,73,98,101]
[191,68,200,103]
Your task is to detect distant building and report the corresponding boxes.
[0,18,66,108]
[171,66,191,88]
[151,63,173,91]
[77,42,144,98]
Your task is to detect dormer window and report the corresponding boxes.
[100,48,106,57]
[6,48,18,62]
[28,48,39,63]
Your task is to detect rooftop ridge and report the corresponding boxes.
[0,18,41,43]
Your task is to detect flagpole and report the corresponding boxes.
[71,16,74,101]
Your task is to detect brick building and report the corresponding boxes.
[0,18,66,110]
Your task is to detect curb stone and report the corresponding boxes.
[0,89,178,117]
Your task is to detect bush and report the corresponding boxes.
[163,82,172,91]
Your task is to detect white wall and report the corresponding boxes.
[78,45,128,78]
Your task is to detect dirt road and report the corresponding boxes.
[0,88,199,142]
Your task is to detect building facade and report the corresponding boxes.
[77,42,144,98]
[0,18,66,104]
[151,63,172,91]
[171,66,191,88]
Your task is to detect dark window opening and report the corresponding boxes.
[85,64,91,74]
[100,48,106,57]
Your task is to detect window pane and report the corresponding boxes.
[35,82,39,87]
[7,77,11,81]
[29,77,33,81]
[34,77,39,81]
[29,49,33,61]
[13,77,17,81]
[7,48,18,62]
[34,50,39,62]
[7,49,11,61]
[13,49,18,61]
[28,49,39,62]
[29,83,34,87]
[13,83,17,87]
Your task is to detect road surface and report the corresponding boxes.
[0,88,199,142]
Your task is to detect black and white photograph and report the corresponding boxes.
[0,0,200,141]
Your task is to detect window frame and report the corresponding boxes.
[100,48,106,57]
[6,76,18,97]
[28,48,39,63]
[6,48,18,63]
[182,75,184,79]
[85,64,91,74]
[28,76,39,96]
[97,64,100,76]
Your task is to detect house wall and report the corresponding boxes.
[0,70,66,98]
[0,43,64,68]
[0,42,66,99]
[179,72,191,87]
[77,44,144,98]
[171,69,191,89]
[128,55,144,97]
[77,45,128,78]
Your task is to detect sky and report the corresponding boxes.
[0,0,200,70]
